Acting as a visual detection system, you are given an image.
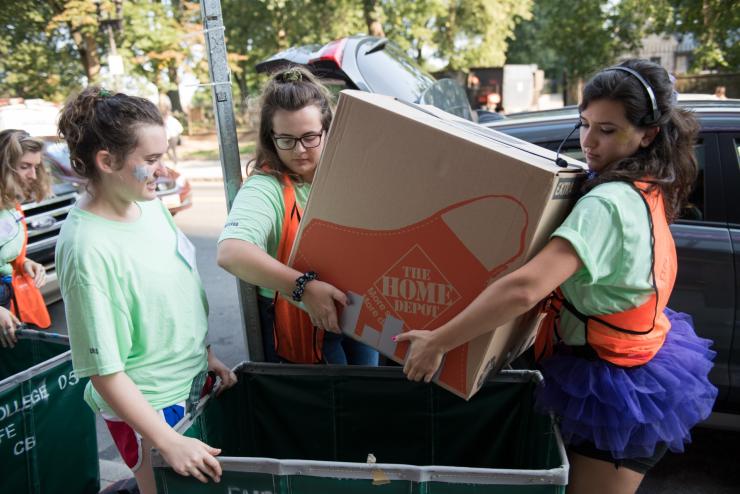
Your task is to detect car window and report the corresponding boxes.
[679,140,706,221]
[562,147,584,161]
[419,79,475,121]
[355,40,434,104]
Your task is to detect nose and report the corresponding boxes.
[293,140,308,153]
[27,166,38,181]
[580,126,595,151]
[154,159,167,176]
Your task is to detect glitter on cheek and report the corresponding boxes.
[133,165,152,182]
[615,129,633,145]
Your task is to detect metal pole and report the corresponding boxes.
[200,0,264,362]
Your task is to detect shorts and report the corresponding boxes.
[1,276,12,309]
[103,372,214,471]
[569,441,668,474]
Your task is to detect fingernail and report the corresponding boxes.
[391,336,397,341]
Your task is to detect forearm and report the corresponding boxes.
[91,372,179,449]
[217,239,301,295]
[431,237,582,353]
[433,274,539,353]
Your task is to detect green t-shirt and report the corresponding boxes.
[0,208,24,277]
[56,199,209,414]
[218,173,311,299]
[551,182,655,345]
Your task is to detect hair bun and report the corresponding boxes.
[279,68,304,83]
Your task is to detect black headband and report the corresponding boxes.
[604,66,660,126]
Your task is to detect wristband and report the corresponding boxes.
[292,271,318,302]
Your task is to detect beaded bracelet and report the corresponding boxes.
[292,271,318,302]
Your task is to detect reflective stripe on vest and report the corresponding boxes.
[271,174,324,363]
[534,181,676,367]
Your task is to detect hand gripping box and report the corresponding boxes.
[290,90,585,399]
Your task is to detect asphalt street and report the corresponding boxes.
[47,179,739,493]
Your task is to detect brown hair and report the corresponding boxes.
[0,129,51,208]
[579,59,699,223]
[57,86,163,182]
[252,66,333,183]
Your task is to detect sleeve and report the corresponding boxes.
[65,282,133,378]
[218,175,284,254]
[550,195,625,285]
[0,213,22,269]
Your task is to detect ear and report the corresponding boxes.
[639,126,660,148]
[94,149,116,175]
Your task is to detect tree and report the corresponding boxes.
[119,0,203,109]
[655,0,740,72]
[434,0,532,70]
[505,0,661,103]
[0,0,85,100]
[221,0,532,105]
[221,0,366,107]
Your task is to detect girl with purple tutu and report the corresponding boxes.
[397,58,717,493]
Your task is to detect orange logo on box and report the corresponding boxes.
[292,194,529,396]
[374,244,461,329]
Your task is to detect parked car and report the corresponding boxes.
[256,35,475,122]
[486,99,740,421]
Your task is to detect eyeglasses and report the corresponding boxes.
[272,131,324,151]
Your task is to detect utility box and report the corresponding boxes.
[153,365,568,493]
[0,329,99,494]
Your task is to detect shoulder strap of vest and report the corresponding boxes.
[558,181,661,336]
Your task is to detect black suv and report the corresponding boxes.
[256,35,475,122]
[486,100,740,421]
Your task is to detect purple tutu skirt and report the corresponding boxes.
[534,308,717,459]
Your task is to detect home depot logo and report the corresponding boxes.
[373,244,460,329]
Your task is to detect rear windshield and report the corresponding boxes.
[355,39,434,104]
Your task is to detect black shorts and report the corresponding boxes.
[569,441,668,474]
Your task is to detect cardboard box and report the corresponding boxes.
[290,90,585,399]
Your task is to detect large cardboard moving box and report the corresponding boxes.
[290,90,585,399]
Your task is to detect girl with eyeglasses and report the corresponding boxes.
[396,59,717,493]
[0,129,52,348]
[218,66,378,366]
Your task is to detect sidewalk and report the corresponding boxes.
[174,159,232,182]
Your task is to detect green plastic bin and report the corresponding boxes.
[153,364,567,493]
[0,329,99,494]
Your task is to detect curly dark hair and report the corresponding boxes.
[251,66,333,183]
[57,86,163,182]
[579,59,699,223]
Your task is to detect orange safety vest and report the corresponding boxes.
[9,204,51,329]
[272,174,324,363]
[534,181,676,367]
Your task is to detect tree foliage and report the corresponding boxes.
[654,0,740,72]
[506,0,739,89]
[0,0,205,102]
[221,0,532,104]
[0,1,83,100]
[506,0,657,83]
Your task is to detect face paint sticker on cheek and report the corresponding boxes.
[615,129,633,145]
[133,165,153,182]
